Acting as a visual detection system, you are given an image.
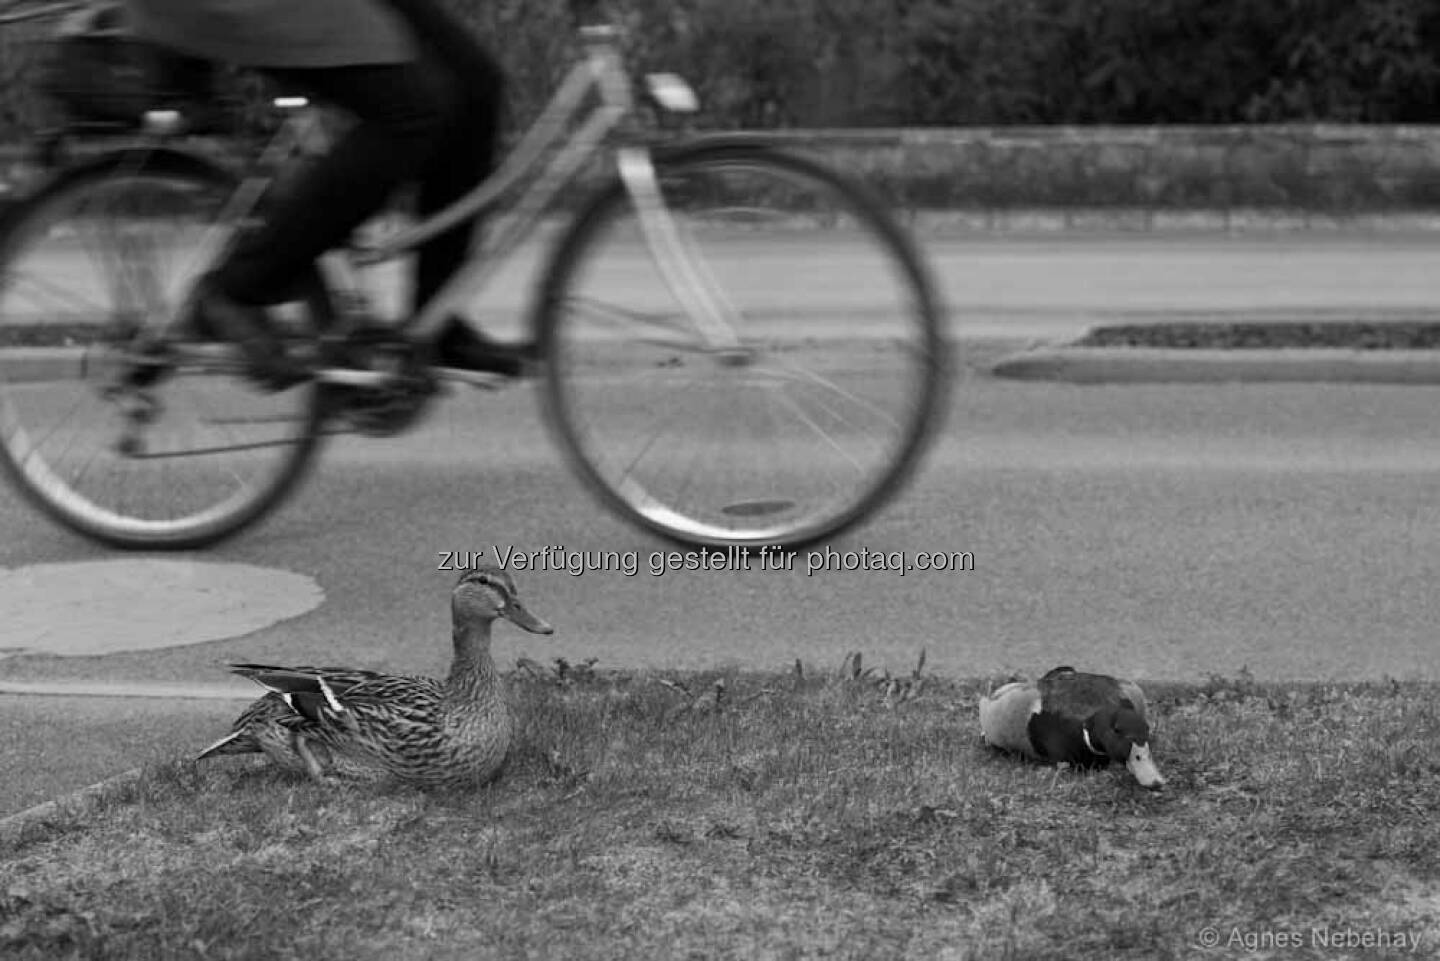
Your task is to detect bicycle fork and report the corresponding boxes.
[616,147,752,365]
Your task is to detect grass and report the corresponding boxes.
[1075,321,1440,350]
[2,661,1439,961]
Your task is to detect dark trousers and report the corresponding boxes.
[214,0,504,315]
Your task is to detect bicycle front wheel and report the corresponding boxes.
[0,150,328,549]
[536,141,950,551]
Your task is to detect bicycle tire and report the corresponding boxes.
[534,139,950,552]
[0,147,330,549]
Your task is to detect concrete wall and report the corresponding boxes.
[6,125,1440,226]
[758,126,1440,214]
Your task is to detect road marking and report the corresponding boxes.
[0,560,324,657]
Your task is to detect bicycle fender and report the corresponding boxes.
[13,147,236,206]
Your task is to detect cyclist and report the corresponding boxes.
[120,0,528,387]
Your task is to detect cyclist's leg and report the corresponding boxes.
[381,0,504,312]
[189,54,461,387]
[380,0,529,375]
[211,58,459,309]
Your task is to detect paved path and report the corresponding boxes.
[13,228,1440,341]
[385,229,1440,339]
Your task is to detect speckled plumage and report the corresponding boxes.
[196,568,553,787]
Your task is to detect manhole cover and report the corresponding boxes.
[0,560,323,657]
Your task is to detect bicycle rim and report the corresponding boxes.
[538,142,950,551]
[0,152,327,549]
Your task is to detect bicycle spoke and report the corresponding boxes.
[0,158,325,547]
[762,386,872,477]
[78,227,143,327]
[21,386,98,462]
[1,266,112,319]
[543,144,946,548]
[744,355,906,433]
[564,296,715,352]
[59,429,109,498]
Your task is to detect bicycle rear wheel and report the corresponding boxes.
[0,149,329,549]
[536,141,950,551]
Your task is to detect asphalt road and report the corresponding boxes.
[6,231,1440,684]
[4,230,1440,816]
[4,369,1440,685]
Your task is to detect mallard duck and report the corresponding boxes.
[978,665,1166,790]
[195,566,553,787]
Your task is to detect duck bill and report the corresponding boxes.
[502,600,553,635]
[1126,743,1166,790]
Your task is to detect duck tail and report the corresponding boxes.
[194,729,255,761]
[229,664,368,705]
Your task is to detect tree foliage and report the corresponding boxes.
[3,0,1440,141]
[448,0,1440,127]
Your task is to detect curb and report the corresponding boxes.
[0,679,256,699]
[989,346,1440,384]
[0,766,144,846]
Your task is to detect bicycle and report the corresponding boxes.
[0,0,951,551]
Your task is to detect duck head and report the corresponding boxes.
[452,567,554,635]
[1083,705,1165,790]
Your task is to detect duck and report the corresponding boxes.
[978,665,1166,790]
[195,566,553,787]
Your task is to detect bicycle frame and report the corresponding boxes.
[257,22,746,388]
[10,7,745,387]
[0,0,79,24]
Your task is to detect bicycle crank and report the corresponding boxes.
[100,383,162,457]
[321,325,438,436]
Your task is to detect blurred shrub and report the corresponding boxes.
[4,0,1440,139]
[444,0,1440,128]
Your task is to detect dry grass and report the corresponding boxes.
[3,661,1439,961]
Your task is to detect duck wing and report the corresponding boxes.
[229,663,389,697]
[1116,679,1148,720]
[278,670,445,733]
[226,663,437,733]
[1026,709,1095,765]
[1037,668,1138,719]
[333,673,444,716]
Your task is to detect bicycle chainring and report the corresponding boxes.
[324,325,438,437]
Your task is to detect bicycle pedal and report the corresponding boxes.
[332,384,434,436]
[313,366,393,388]
[433,367,523,391]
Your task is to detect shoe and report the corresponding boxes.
[433,320,536,378]
[179,275,310,390]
